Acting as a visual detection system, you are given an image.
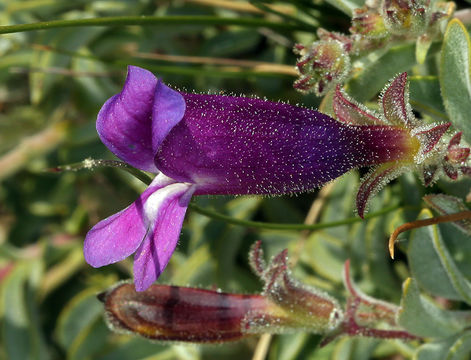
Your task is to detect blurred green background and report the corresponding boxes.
[2,0,471,359]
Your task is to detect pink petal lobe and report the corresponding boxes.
[84,174,177,267]
[133,183,195,291]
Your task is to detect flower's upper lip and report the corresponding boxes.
[96,66,185,173]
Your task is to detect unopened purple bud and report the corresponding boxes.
[99,282,274,342]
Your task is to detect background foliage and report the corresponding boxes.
[1,0,471,359]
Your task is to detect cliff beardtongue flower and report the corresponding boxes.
[333,72,468,217]
[85,66,420,291]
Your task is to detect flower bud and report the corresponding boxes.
[351,6,389,38]
[381,0,431,36]
[99,282,283,342]
[293,40,350,96]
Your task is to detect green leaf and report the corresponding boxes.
[71,54,119,110]
[348,43,421,102]
[415,336,462,360]
[440,19,471,144]
[1,261,49,360]
[173,197,263,288]
[270,333,317,360]
[397,278,470,337]
[424,194,471,235]
[200,30,262,57]
[302,173,361,283]
[409,76,448,120]
[304,231,345,283]
[96,338,170,360]
[407,209,471,304]
[68,320,109,360]
[331,337,379,360]
[414,332,471,360]
[30,24,105,104]
[364,215,401,299]
[447,331,471,360]
[170,242,213,285]
[321,172,359,239]
[55,288,105,350]
[324,0,364,16]
[422,193,471,278]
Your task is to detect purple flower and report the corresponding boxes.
[84,66,419,291]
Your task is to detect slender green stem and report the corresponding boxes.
[0,16,315,35]
[51,158,400,232]
[189,202,400,230]
[49,158,153,185]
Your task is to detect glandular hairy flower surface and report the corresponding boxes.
[85,66,436,290]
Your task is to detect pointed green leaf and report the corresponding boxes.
[1,261,49,360]
[409,76,447,120]
[55,288,105,349]
[440,19,471,144]
[397,278,470,337]
[348,43,426,102]
[68,319,109,360]
[304,231,345,283]
[408,209,471,304]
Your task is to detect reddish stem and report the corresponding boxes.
[388,211,471,258]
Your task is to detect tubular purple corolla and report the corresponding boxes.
[84,66,419,291]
